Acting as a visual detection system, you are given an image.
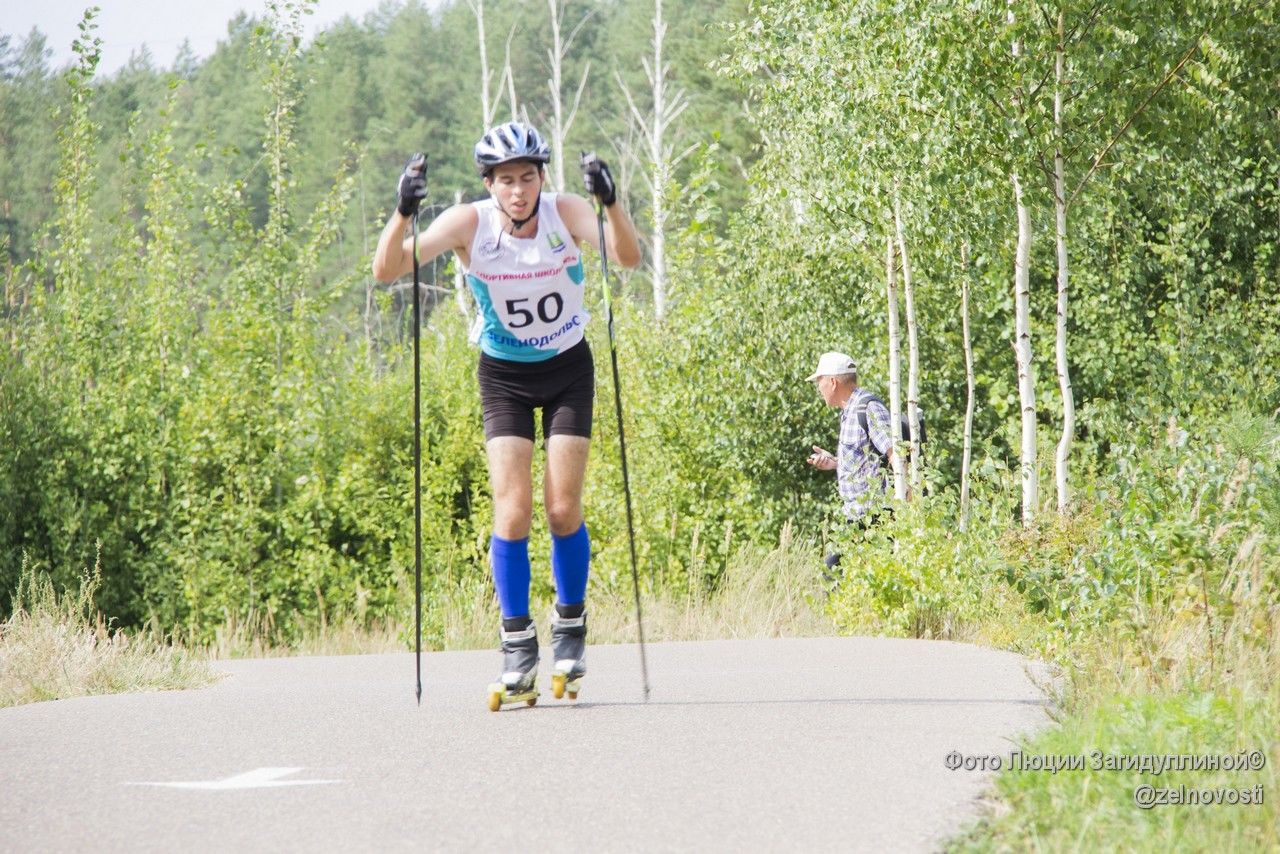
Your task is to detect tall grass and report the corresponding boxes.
[949,601,1280,852]
[0,553,218,708]
[207,523,834,657]
[593,522,833,643]
[450,522,832,650]
[941,415,1280,851]
[0,531,828,705]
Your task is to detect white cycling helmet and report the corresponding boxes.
[474,121,551,177]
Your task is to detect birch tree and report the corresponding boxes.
[959,242,975,532]
[1010,1,1038,526]
[1011,172,1037,526]
[1008,171,1039,527]
[885,229,907,500]
[466,0,498,130]
[463,0,520,318]
[1040,3,1218,514]
[466,1,521,128]
[893,190,923,496]
[544,0,593,190]
[500,27,522,123]
[1051,11,1072,515]
[453,188,468,316]
[616,0,694,320]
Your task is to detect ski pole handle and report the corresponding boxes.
[579,151,617,209]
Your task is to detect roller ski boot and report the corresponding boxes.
[486,620,540,712]
[550,606,587,701]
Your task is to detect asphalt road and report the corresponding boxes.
[0,636,1052,852]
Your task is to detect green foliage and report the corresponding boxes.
[1,2,496,643]
[1,0,1278,659]
[828,492,999,638]
[0,30,59,266]
[0,348,78,613]
[2,3,1274,846]
[950,689,1279,852]
[1010,414,1279,646]
[828,413,1280,656]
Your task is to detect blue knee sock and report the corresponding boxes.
[551,522,590,606]
[490,534,531,619]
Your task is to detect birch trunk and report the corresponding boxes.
[1053,12,1075,514]
[616,0,689,321]
[959,242,975,532]
[893,191,922,497]
[454,189,469,317]
[548,0,566,189]
[885,229,907,500]
[501,28,520,121]
[1010,0,1037,526]
[648,0,668,319]
[545,0,591,191]
[1013,173,1037,526]
[361,167,377,365]
[651,156,668,318]
[468,0,496,129]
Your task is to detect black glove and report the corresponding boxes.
[397,153,427,217]
[579,152,617,208]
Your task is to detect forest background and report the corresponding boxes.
[1,1,1278,844]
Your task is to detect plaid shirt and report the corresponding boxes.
[836,388,893,519]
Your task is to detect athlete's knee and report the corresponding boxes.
[546,500,583,537]
[493,497,533,539]
[490,470,532,514]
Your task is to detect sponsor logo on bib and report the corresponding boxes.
[479,238,502,260]
[548,230,566,253]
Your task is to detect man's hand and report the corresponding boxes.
[397,153,427,217]
[579,152,617,208]
[807,445,837,471]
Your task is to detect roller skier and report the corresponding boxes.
[372,121,641,709]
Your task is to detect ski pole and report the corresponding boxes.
[587,174,650,702]
[412,206,424,706]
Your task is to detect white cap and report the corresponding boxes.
[805,351,857,381]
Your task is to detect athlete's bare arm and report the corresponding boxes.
[372,203,479,283]
[556,194,642,269]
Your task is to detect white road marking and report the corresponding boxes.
[130,767,341,790]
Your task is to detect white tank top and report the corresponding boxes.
[464,192,588,362]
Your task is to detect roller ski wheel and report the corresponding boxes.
[486,681,538,712]
[486,621,540,713]
[550,609,587,702]
[550,672,581,701]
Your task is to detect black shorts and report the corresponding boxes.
[477,339,595,441]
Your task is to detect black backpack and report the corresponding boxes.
[852,392,926,465]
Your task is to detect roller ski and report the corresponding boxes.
[550,608,587,701]
[486,621,540,712]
